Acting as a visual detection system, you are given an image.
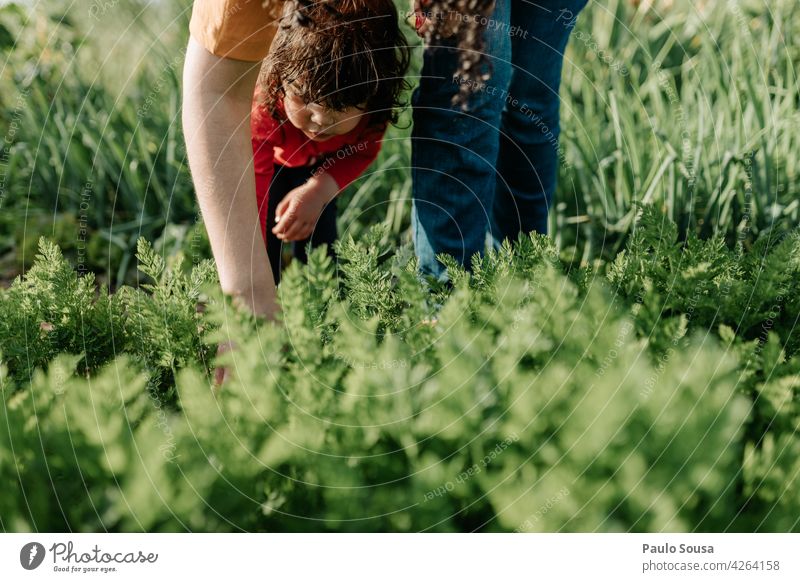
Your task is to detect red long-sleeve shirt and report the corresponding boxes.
[251,96,384,240]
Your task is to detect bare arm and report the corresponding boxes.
[182,36,278,318]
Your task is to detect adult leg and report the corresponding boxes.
[491,0,588,244]
[411,0,512,280]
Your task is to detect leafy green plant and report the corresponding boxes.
[0,237,216,396]
[2,208,797,532]
[0,239,124,386]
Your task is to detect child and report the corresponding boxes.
[251,0,410,284]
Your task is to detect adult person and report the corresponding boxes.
[182,0,284,319]
[412,0,589,280]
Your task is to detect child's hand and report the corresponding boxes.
[273,173,339,242]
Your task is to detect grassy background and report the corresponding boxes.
[0,0,798,285]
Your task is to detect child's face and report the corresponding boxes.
[283,85,365,142]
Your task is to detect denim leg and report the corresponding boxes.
[491,0,588,244]
[411,0,512,280]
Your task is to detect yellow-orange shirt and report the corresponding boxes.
[189,0,281,61]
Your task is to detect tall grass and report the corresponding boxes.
[556,0,800,260]
[0,1,194,284]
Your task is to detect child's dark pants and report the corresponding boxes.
[258,163,338,285]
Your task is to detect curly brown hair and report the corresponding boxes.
[417,0,496,107]
[259,0,411,131]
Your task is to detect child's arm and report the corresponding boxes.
[273,173,340,242]
[273,132,384,242]
[251,97,281,241]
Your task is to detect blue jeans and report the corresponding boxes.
[411,0,588,279]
